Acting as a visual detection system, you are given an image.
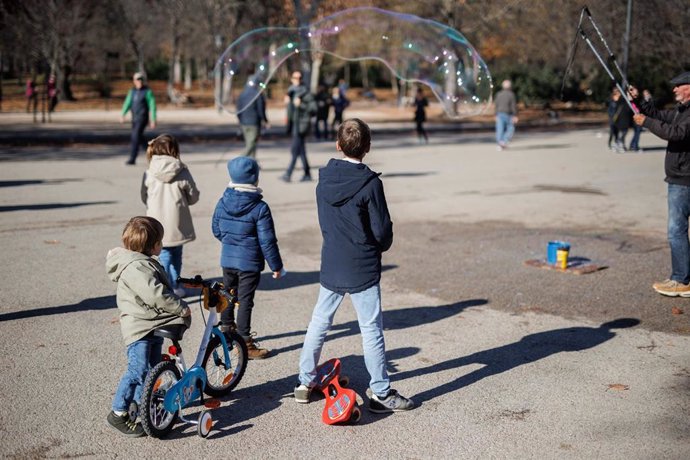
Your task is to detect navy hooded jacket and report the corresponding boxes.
[212,188,283,273]
[316,159,393,294]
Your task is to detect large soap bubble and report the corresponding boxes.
[216,7,492,119]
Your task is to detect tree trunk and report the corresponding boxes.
[184,56,192,90]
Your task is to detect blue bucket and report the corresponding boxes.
[547,241,570,265]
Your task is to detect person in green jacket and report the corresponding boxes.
[121,72,157,165]
[105,216,190,437]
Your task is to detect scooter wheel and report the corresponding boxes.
[350,406,362,423]
[197,410,213,438]
[339,375,350,387]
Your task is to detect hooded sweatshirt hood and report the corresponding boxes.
[317,158,379,206]
[148,155,185,183]
[106,247,151,282]
[220,187,263,218]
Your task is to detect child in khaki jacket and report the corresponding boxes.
[106,216,191,437]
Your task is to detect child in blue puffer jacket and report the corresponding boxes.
[212,156,284,359]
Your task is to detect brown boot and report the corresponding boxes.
[245,336,270,360]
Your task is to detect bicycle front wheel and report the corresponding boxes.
[140,361,181,438]
[202,331,248,397]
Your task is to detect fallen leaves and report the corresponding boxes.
[43,240,60,244]
[606,383,629,391]
[671,307,684,315]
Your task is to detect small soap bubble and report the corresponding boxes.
[215,7,492,118]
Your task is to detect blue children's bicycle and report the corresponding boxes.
[139,275,248,438]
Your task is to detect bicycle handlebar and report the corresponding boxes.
[177,275,236,302]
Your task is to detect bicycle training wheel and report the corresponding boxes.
[140,361,181,438]
[201,330,248,397]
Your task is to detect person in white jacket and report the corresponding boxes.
[141,134,200,296]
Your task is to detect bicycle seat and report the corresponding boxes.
[153,324,188,341]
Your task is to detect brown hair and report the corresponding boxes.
[146,134,180,162]
[121,216,164,255]
[337,118,371,159]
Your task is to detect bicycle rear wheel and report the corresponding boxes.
[140,361,181,438]
[202,331,248,397]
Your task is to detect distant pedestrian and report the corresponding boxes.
[606,87,620,150]
[47,75,59,113]
[236,76,269,159]
[495,79,518,150]
[629,89,652,152]
[140,134,200,297]
[25,78,37,114]
[121,72,157,165]
[314,84,332,140]
[282,71,316,182]
[612,90,633,153]
[213,156,284,359]
[629,72,690,297]
[330,86,349,134]
[413,87,429,144]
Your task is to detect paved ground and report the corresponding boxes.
[0,114,688,459]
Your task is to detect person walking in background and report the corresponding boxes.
[47,75,59,113]
[236,76,269,158]
[331,86,349,135]
[213,156,284,359]
[314,84,332,141]
[282,71,316,182]
[121,72,157,165]
[612,90,633,153]
[607,87,620,150]
[25,78,37,114]
[629,72,690,297]
[413,86,429,144]
[141,134,200,297]
[629,89,652,152]
[294,118,414,413]
[494,79,518,150]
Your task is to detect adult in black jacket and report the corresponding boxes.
[630,71,690,297]
[281,71,316,182]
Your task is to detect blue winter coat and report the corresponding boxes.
[316,159,393,294]
[212,188,283,273]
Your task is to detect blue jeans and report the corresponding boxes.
[667,183,690,284]
[629,125,642,150]
[495,112,515,145]
[299,284,390,397]
[112,335,163,412]
[159,246,183,288]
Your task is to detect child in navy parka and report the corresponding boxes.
[212,157,283,359]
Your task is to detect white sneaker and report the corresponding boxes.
[173,287,186,297]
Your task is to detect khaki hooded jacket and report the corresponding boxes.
[141,155,200,247]
[106,247,190,346]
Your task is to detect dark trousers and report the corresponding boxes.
[129,119,148,163]
[219,268,261,339]
[286,133,310,178]
[415,120,428,140]
[315,118,329,139]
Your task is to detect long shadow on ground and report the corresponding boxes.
[392,318,640,404]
